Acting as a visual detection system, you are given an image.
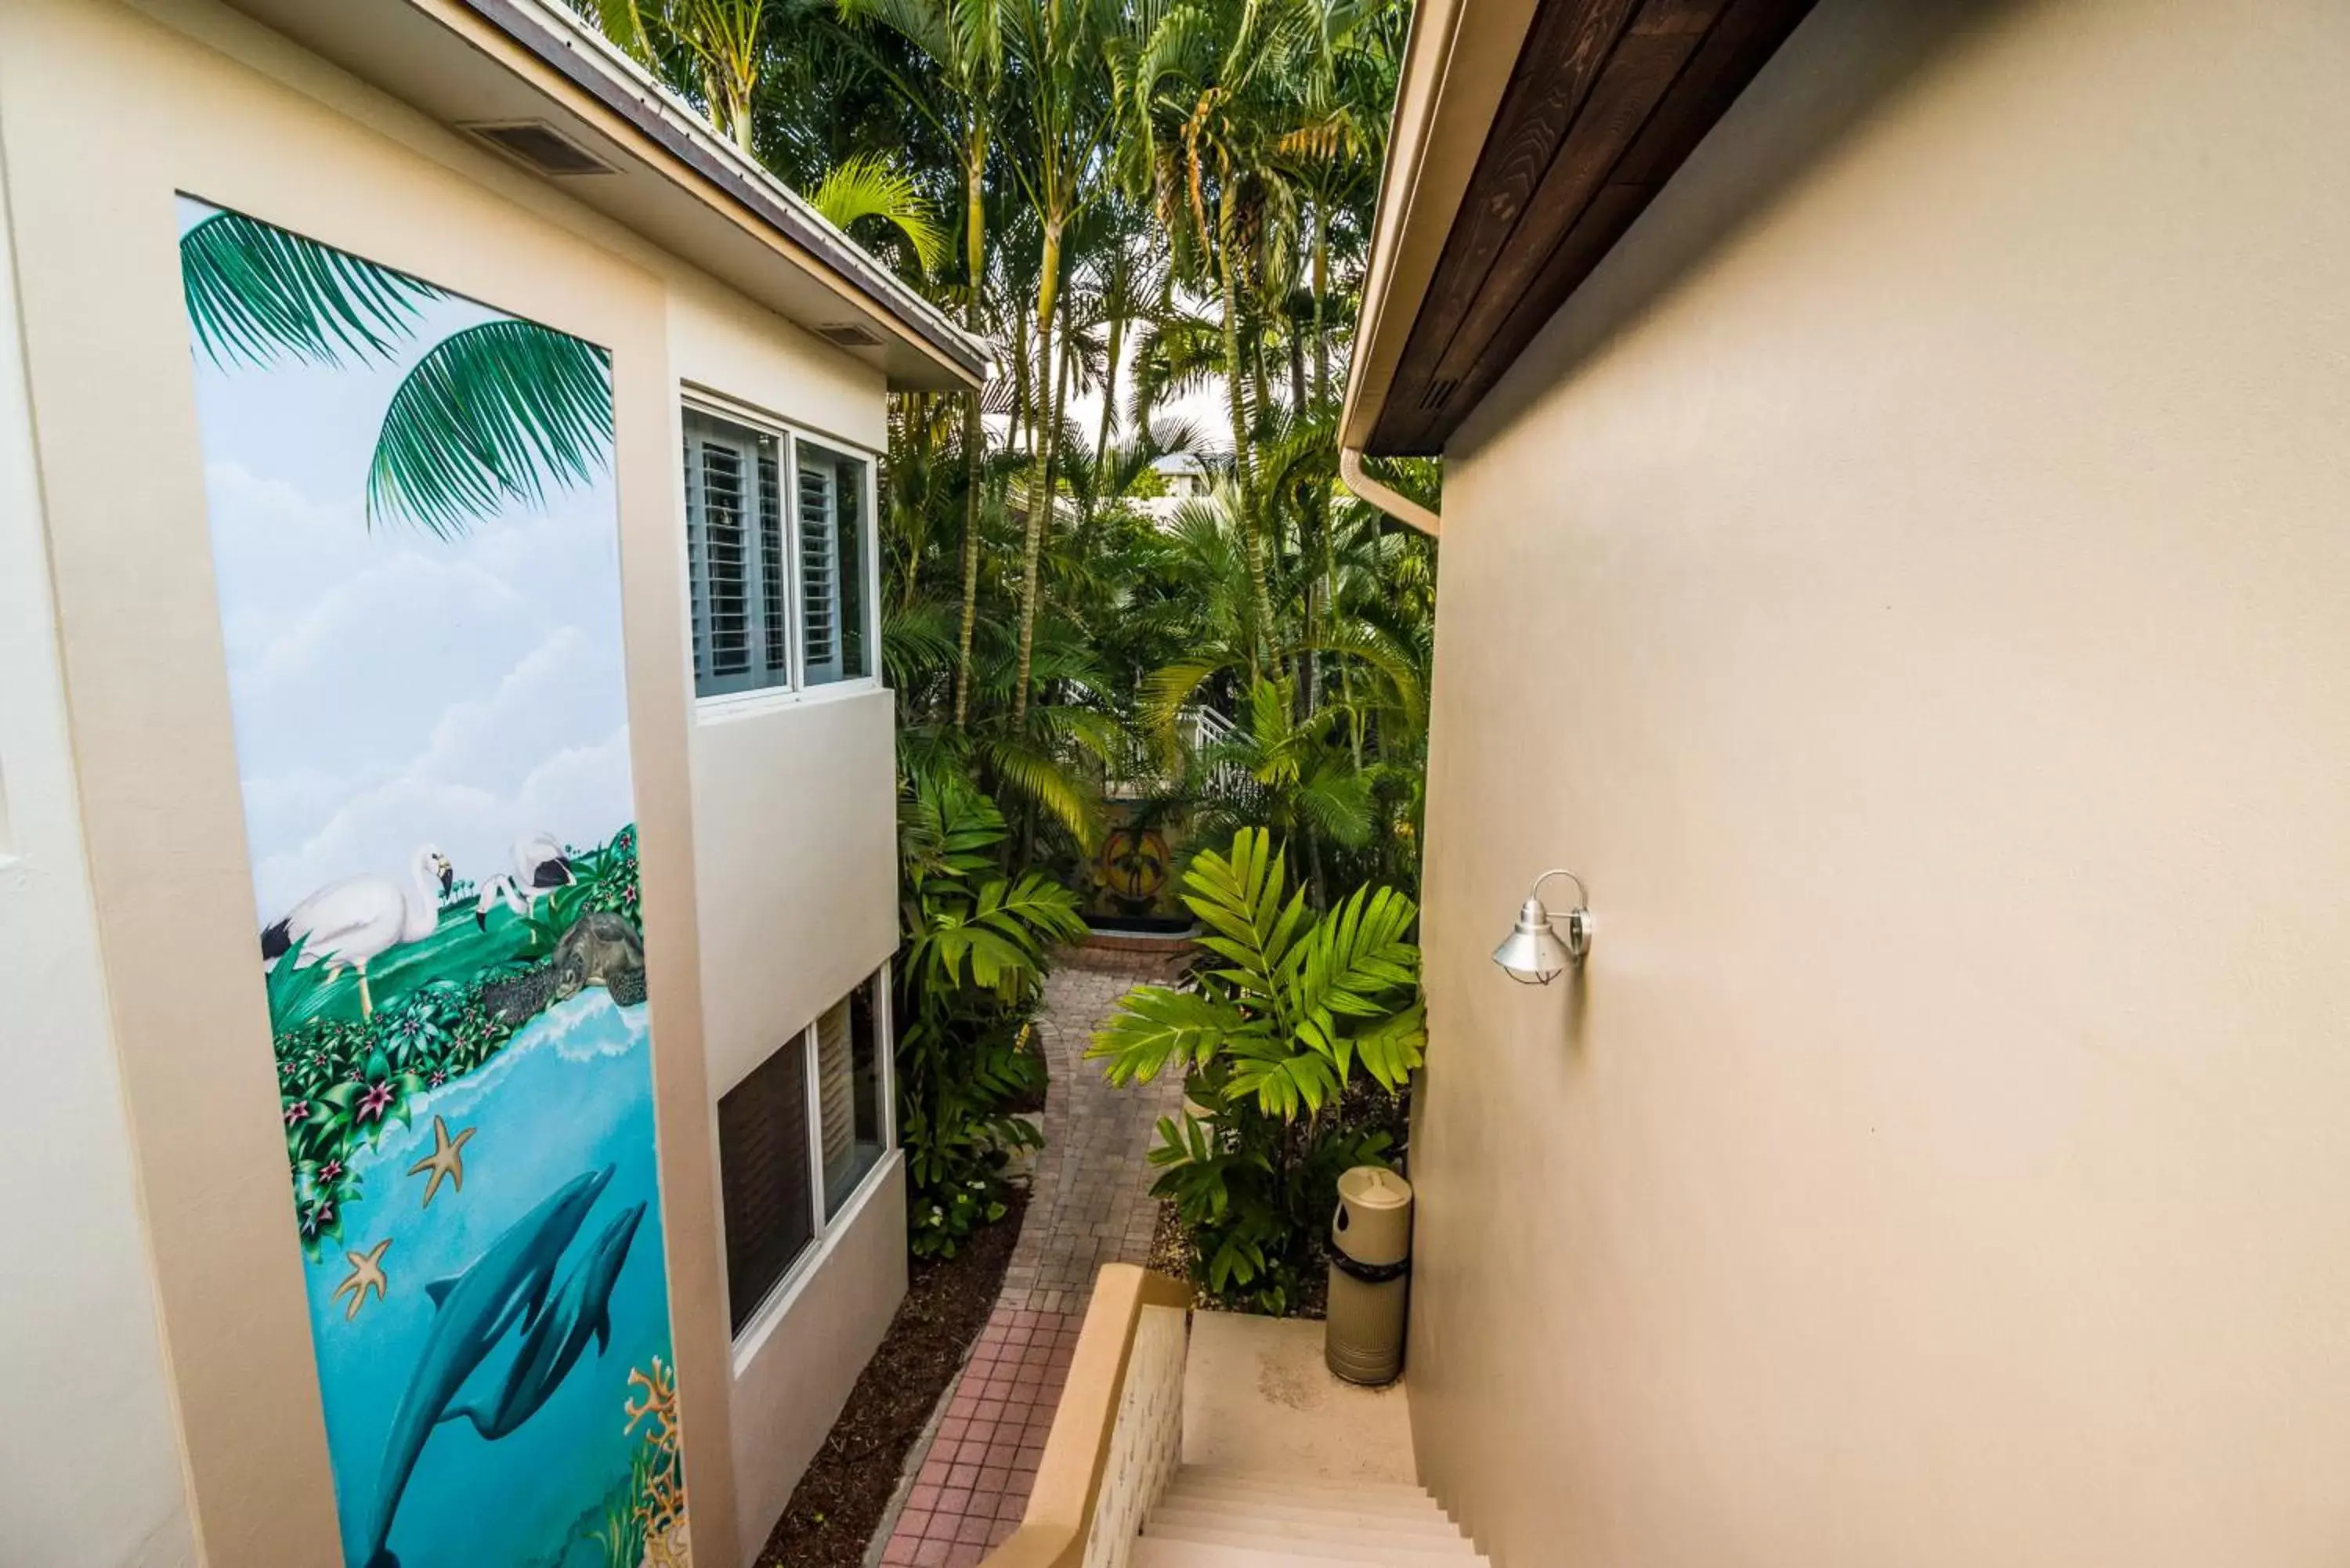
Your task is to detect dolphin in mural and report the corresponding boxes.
[441,1200,647,1440]
[360,1165,615,1568]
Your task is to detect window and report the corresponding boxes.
[717,1028,815,1334]
[716,965,895,1337]
[795,440,872,686]
[682,407,875,700]
[816,976,887,1212]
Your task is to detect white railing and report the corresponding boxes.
[1107,704,1255,803]
[982,1266,1191,1568]
[1081,1303,1188,1568]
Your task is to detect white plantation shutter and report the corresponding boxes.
[797,457,842,683]
[684,412,785,697]
[760,446,789,677]
[815,996,854,1191]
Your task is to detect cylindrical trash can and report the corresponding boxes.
[1325,1165,1413,1386]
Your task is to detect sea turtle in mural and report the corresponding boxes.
[551,912,646,1007]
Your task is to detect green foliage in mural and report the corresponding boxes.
[273,826,645,1257]
[180,210,437,368]
[367,320,616,539]
[179,211,613,540]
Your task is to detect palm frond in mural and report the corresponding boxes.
[180,210,439,368]
[367,319,615,538]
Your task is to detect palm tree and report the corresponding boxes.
[1119,0,1326,674]
[1000,0,1125,727]
[573,0,770,149]
[181,210,613,540]
[837,0,1007,730]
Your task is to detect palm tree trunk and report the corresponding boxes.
[1217,203,1272,680]
[1010,306,1031,454]
[953,136,989,731]
[1312,206,1330,403]
[1013,221,1066,728]
[1095,312,1126,471]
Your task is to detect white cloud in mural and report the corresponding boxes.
[202,450,635,922]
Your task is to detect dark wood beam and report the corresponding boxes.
[1368,0,1815,455]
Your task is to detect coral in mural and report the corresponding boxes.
[625,1357,690,1568]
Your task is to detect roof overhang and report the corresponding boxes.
[1342,0,1815,457]
[218,0,989,392]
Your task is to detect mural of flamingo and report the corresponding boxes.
[261,844,453,1017]
[472,832,577,929]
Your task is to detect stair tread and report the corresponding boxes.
[1135,1538,1483,1568]
[1136,1542,1418,1568]
[1143,1523,1473,1564]
[1175,1468,1433,1501]
[1164,1483,1446,1512]
[1152,1505,1462,1540]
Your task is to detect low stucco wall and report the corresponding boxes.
[1412,2,2350,1565]
[728,1155,909,1553]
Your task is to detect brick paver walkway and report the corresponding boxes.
[877,948,1188,1568]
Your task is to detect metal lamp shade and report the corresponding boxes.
[1493,898,1576,985]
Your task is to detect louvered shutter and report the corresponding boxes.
[797,457,843,683]
[685,411,786,697]
[815,997,855,1200]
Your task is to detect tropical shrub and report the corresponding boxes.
[1089,828,1424,1313]
[895,766,1087,1256]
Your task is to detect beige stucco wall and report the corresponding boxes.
[0,0,905,1562]
[728,1157,909,1551]
[1412,2,2350,1565]
[669,255,906,1564]
[0,125,201,1568]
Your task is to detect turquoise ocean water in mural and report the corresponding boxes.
[306,991,671,1567]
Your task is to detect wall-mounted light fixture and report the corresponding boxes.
[1491,869,1593,985]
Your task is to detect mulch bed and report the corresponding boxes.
[753,1187,1031,1568]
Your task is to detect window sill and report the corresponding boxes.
[694,677,884,727]
[729,1146,902,1374]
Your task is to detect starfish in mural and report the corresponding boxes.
[334,1238,392,1321]
[407,1115,477,1208]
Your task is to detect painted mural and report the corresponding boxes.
[177,197,688,1568]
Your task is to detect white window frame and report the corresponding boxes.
[680,394,883,717]
[726,961,898,1364]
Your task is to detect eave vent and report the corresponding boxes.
[464,121,616,176]
[815,323,884,349]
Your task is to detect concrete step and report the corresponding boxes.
[1161,1486,1444,1526]
[1150,1502,1464,1542]
[1141,1523,1476,1567]
[1171,1469,1438,1512]
[1135,1538,1476,1568]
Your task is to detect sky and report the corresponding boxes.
[181,197,636,925]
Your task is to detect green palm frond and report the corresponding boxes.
[812,153,949,273]
[367,320,613,538]
[181,211,439,369]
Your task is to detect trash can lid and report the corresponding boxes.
[1337,1166,1412,1211]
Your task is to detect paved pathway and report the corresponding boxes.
[877,949,1188,1568]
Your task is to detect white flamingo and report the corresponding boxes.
[262,845,454,1017]
[472,830,577,930]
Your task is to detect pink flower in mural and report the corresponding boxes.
[284,1100,311,1127]
[318,1158,345,1184]
[357,1082,396,1122]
